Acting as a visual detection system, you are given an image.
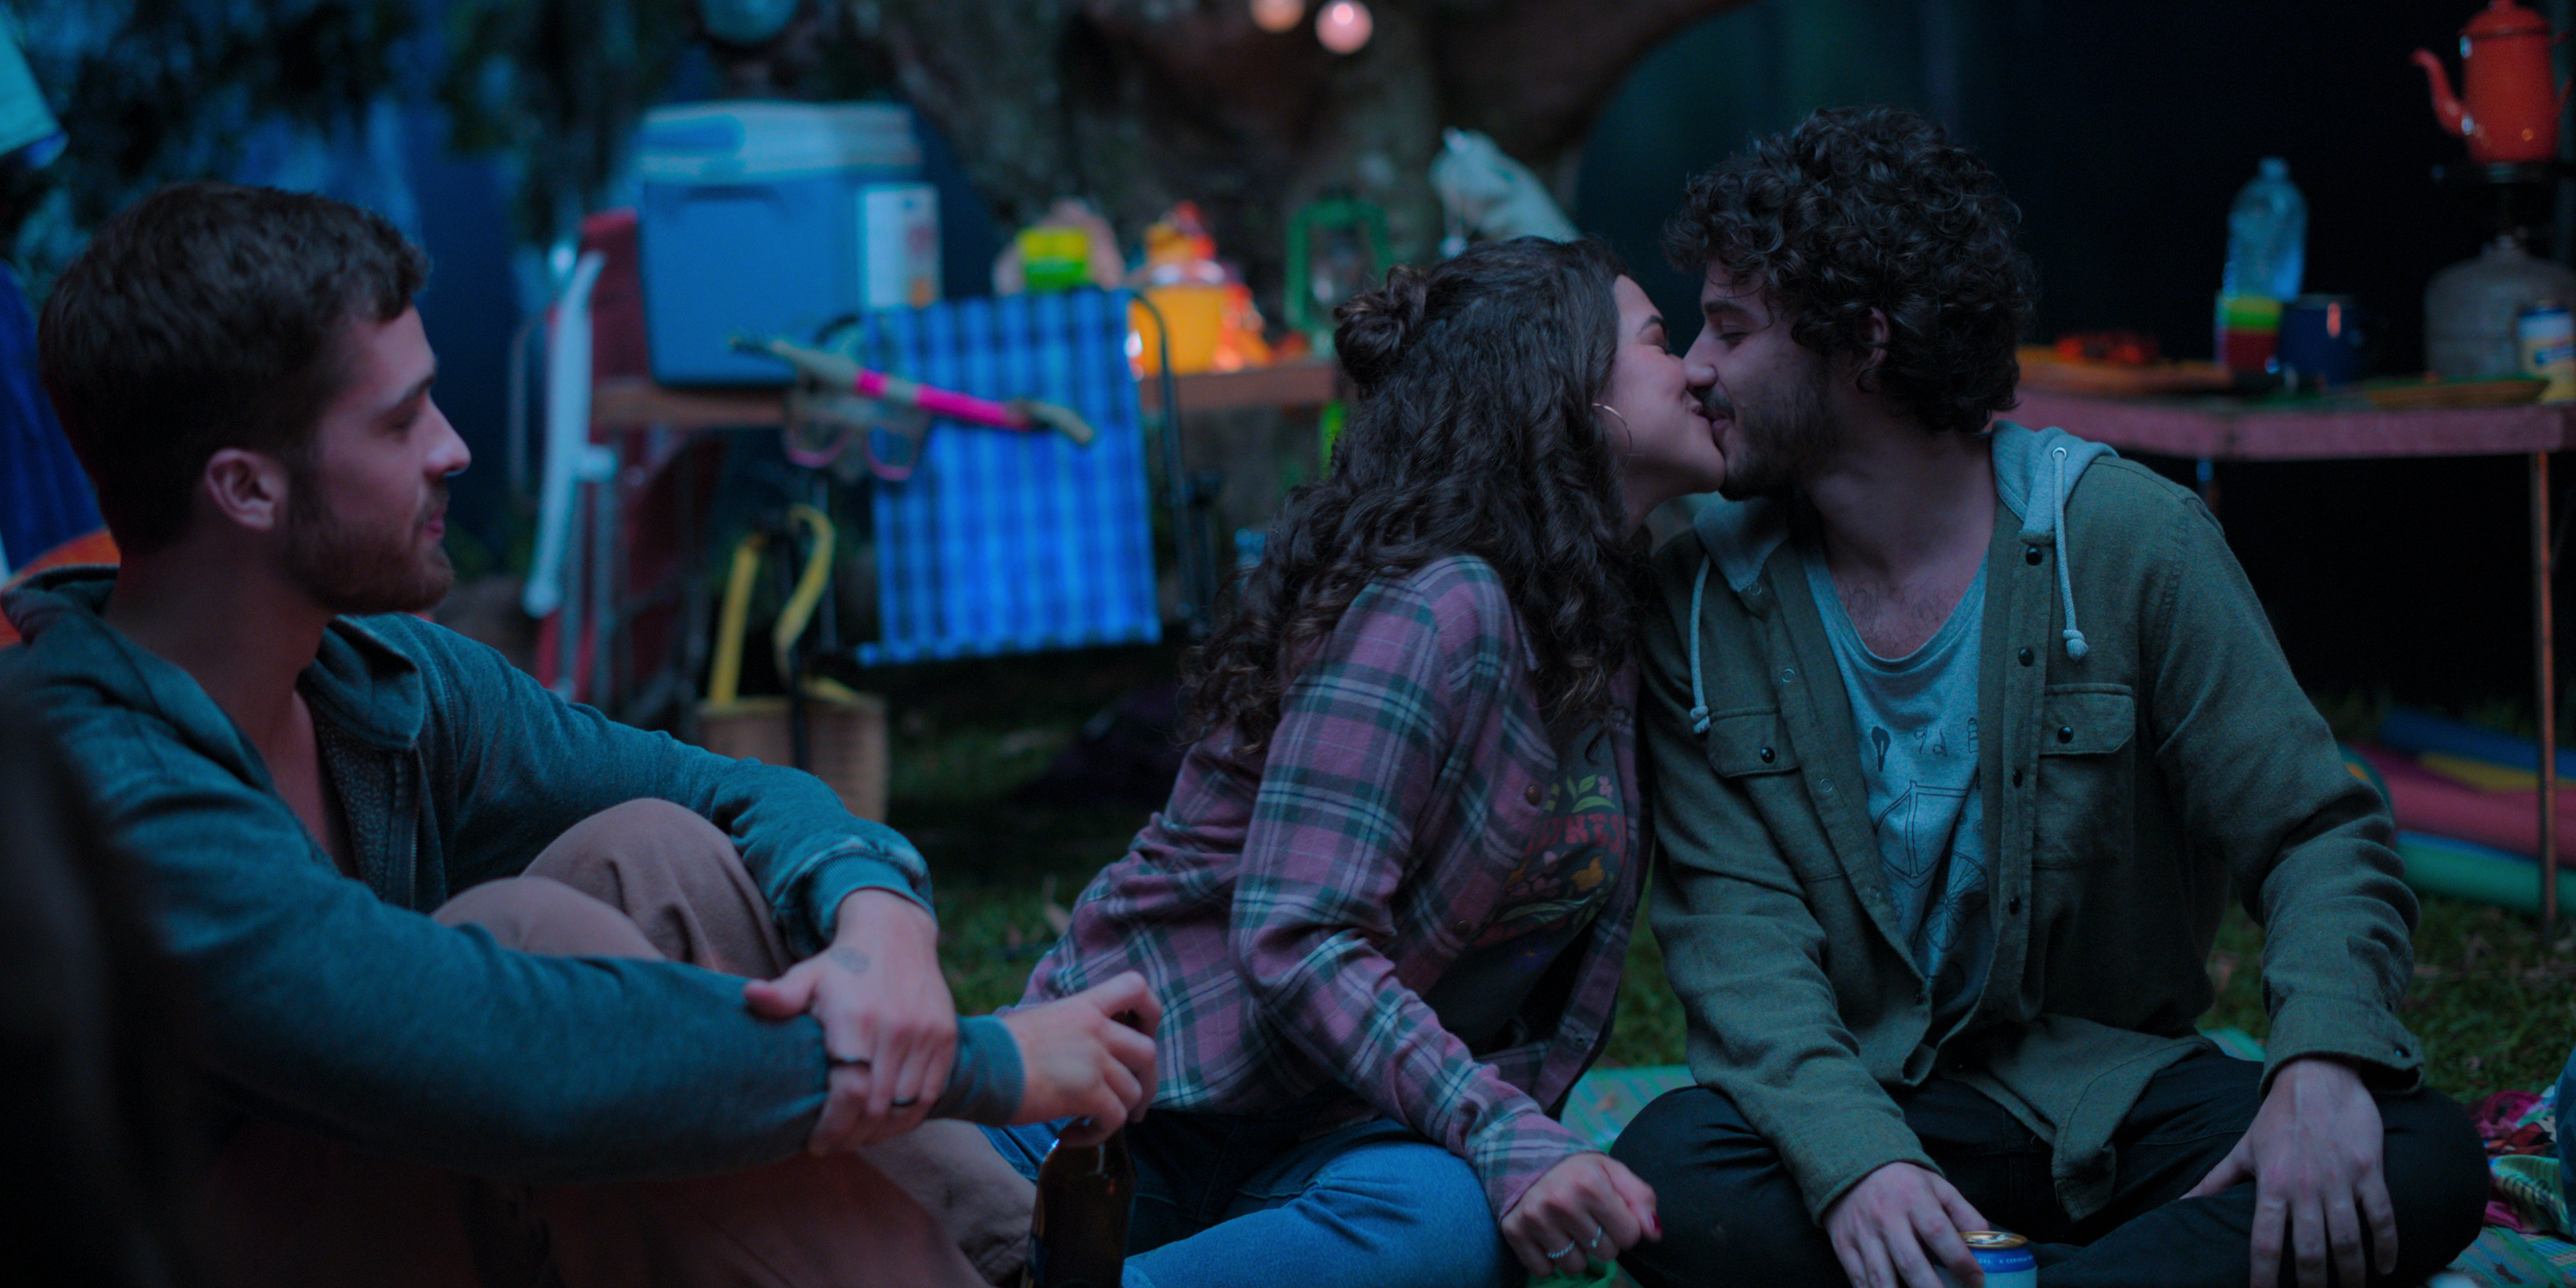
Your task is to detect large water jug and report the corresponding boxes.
[2222,158,2307,303]
[2426,233,2576,377]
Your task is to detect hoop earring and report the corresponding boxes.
[1593,402,1637,457]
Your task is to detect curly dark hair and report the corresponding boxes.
[1182,236,1638,752]
[1663,105,2033,435]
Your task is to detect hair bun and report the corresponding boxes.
[1332,265,1430,395]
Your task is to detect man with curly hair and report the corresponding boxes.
[1609,107,2487,1288]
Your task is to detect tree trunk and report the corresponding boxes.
[859,0,1749,305]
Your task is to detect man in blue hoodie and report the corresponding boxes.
[1,182,1156,1286]
[1607,109,2487,1288]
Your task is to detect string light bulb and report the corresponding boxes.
[1315,0,1372,54]
[1249,0,1304,33]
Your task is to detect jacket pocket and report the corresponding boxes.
[1705,708,1800,777]
[2032,685,2137,869]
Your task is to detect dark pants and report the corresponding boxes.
[1609,1048,2487,1288]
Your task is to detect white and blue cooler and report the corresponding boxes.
[637,101,941,386]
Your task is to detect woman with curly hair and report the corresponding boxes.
[992,235,1729,1287]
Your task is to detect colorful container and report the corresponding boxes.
[2516,300,2576,400]
[1936,1231,2037,1288]
[2215,292,2284,376]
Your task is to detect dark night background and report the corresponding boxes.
[1576,0,2546,722]
[19,1,2534,721]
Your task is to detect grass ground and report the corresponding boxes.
[881,644,2576,1104]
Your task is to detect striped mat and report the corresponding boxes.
[2445,1228,2576,1285]
[849,287,1160,666]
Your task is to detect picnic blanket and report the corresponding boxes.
[1562,1032,2576,1285]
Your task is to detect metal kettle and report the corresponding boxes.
[2416,0,2567,164]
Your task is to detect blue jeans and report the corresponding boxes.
[983,1111,1518,1288]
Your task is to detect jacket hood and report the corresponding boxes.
[1,565,430,769]
[1674,420,2116,733]
[1988,421,2116,661]
[1688,421,2114,588]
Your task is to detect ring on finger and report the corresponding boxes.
[1585,1228,1605,1251]
[1546,1240,1579,1260]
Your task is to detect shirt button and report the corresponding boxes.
[1524,784,1544,806]
[1780,667,1797,684]
[2018,647,2035,667]
[2025,546,2043,566]
[2057,725,2075,744]
[1817,777,1836,794]
[1759,746,1776,763]
[1452,919,1472,934]
[2006,896,2023,914]
[2011,767,2025,786]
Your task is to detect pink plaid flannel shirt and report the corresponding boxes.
[1024,555,1644,1216]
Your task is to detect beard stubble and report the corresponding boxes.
[282,465,453,616]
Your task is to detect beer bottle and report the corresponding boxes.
[1022,1121,1132,1288]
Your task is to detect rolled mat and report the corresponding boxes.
[2356,744,2576,867]
[2396,830,2567,916]
[2377,706,2576,784]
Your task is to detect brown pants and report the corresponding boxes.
[202,799,1033,1288]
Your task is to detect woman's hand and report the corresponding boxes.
[998,971,1162,1145]
[1499,1151,1660,1279]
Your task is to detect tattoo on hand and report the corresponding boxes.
[829,947,872,976]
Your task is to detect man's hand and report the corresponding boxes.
[1823,1161,1988,1288]
[2186,1056,2396,1288]
[998,971,1161,1146]
[1499,1152,1660,1279]
[744,889,957,1152]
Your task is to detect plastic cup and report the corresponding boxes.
[2215,292,2284,376]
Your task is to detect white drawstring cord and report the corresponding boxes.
[2051,445,2089,660]
[1686,557,1713,735]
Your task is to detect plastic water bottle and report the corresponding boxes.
[2222,158,2306,302]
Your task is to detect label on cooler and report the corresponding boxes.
[861,182,942,311]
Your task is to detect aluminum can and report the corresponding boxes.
[2518,301,2576,401]
[1934,1230,2038,1288]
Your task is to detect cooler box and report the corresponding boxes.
[637,101,940,386]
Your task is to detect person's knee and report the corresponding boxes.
[526,798,790,975]
[1611,1087,1835,1288]
[2377,1088,2489,1278]
[1299,1144,1512,1288]
[1609,1085,1748,1191]
[529,798,733,886]
[433,876,658,958]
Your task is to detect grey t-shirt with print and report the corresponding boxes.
[1804,547,1994,1034]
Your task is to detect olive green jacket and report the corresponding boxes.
[1641,421,2420,1223]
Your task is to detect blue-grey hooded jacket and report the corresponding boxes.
[1,566,946,1182]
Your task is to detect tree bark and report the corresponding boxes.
[857,0,1749,305]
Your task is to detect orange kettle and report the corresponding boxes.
[2416,0,2567,164]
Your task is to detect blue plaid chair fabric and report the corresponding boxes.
[852,287,1160,665]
